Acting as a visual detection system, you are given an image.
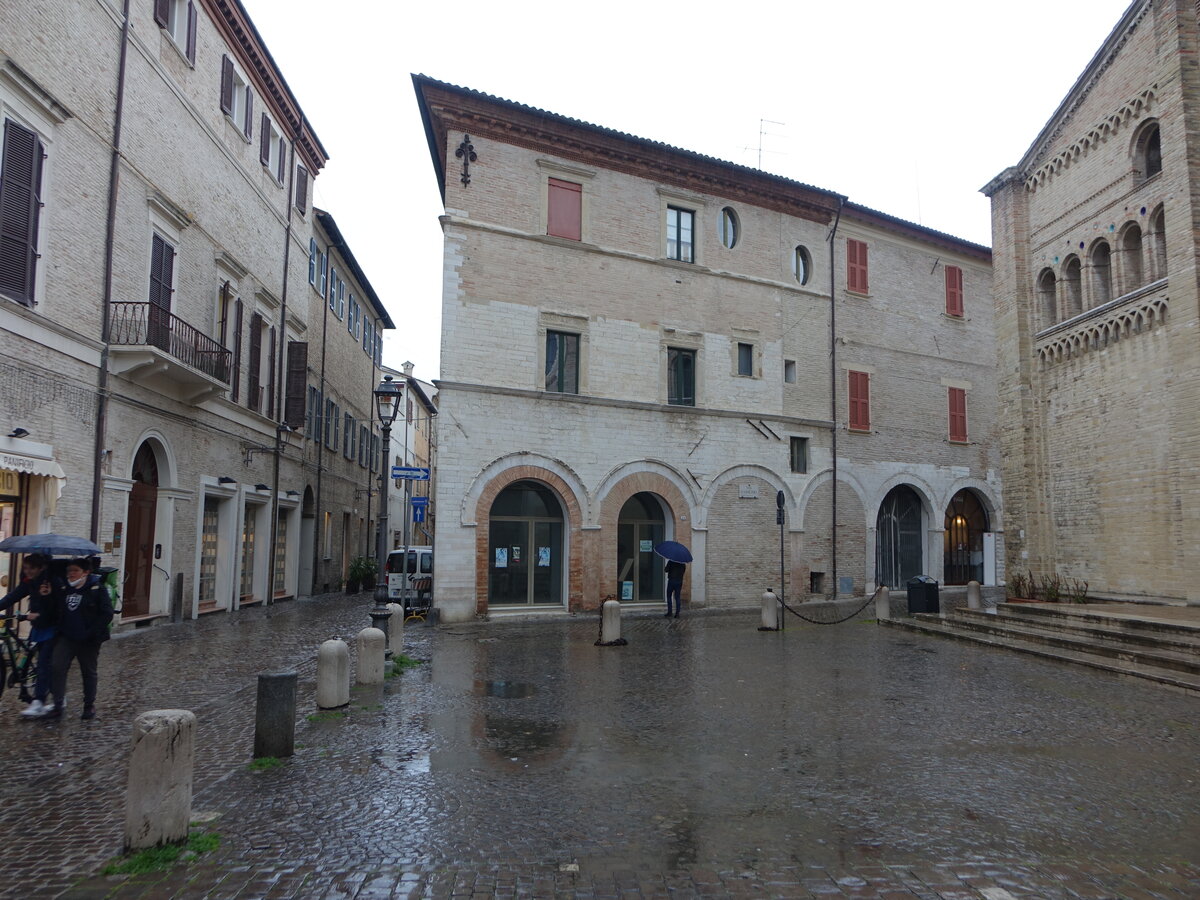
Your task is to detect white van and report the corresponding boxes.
[385,546,433,614]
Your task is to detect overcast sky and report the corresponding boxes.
[243,0,1134,381]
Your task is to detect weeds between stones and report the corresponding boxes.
[101,828,221,875]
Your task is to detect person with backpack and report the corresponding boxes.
[46,557,113,721]
[0,553,62,718]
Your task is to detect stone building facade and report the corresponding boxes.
[0,0,393,619]
[983,0,1197,603]
[414,76,1001,623]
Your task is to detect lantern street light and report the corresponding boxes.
[371,374,403,644]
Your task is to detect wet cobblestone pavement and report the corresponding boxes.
[1,597,1197,898]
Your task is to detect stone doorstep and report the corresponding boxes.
[881,617,1200,695]
[955,607,1200,654]
[996,601,1200,636]
[933,611,1200,675]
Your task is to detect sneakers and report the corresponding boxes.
[20,699,45,718]
[81,706,96,721]
[42,705,63,720]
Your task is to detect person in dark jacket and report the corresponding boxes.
[664,559,686,618]
[47,557,113,721]
[0,554,62,718]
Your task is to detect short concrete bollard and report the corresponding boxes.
[596,598,625,646]
[356,627,386,684]
[124,709,196,851]
[875,586,891,621]
[316,639,350,709]
[967,580,982,610]
[386,602,405,656]
[254,671,297,759]
[760,589,779,631]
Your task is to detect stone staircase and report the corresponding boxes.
[881,602,1200,695]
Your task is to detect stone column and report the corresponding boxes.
[386,602,405,655]
[356,627,385,684]
[875,586,891,621]
[317,639,350,709]
[124,709,195,851]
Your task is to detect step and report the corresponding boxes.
[955,607,1200,654]
[881,617,1200,695]
[995,602,1200,640]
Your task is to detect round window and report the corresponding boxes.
[719,207,739,249]
[793,245,811,284]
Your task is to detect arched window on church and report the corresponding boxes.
[1133,121,1161,183]
[1090,240,1112,308]
[1149,205,1167,281]
[1119,223,1143,294]
[1063,256,1083,318]
[1037,268,1057,329]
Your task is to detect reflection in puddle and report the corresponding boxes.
[484,714,562,757]
[477,680,536,699]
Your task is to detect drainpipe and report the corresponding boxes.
[313,229,330,591]
[90,0,132,543]
[266,138,297,605]
[826,199,844,597]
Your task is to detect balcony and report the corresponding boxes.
[108,302,232,404]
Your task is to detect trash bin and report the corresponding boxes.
[906,575,940,614]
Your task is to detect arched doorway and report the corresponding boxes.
[125,443,160,617]
[876,485,923,589]
[616,492,665,602]
[944,490,989,585]
[488,480,564,606]
[299,486,316,597]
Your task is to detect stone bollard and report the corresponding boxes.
[875,586,891,621]
[598,598,623,645]
[967,580,982,610]
[316,639,350,709]
[387,602,405,656]
[253,671,297,759]
[124,709,196,851]
[760,589,779,631]
[356,627,386,684]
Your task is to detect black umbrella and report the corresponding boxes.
[653,541,693,564]
[0,533,103,557]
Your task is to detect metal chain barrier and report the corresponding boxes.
[775,585,885,626]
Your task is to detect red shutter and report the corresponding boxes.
[231,298,243,402]
[547,178,582,241]
[185,1,197,63]
[0,120,44,307]
[847,239,868,293]
[247,312,262,412]
[243,87,253,139]
[295,165,308,212]
[259,114,270,165]
[154,0,169,27]
[945,265,964,317]
[848,371,870,431]
[220,56,233,115]
[266,326,277,419]
[948,387,967,442]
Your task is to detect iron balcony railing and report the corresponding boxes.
[110,302,232,384]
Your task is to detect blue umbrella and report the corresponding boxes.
[653,541,693,564]
[0,533,103,557]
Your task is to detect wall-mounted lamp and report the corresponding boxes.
[218,476,236,485]
[254,483,270,492]
[7,427,29,438]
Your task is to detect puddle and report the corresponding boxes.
[477,680,536,699]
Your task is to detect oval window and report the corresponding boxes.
[719,207,739,249]
[793,245,811,284]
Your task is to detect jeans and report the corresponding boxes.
[52,638,101,709]
[33,637,55,703]
[666,580,683,615]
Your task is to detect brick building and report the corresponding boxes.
[414,76,1001,623]
[0,0,393,619]
[983,0,1197,603]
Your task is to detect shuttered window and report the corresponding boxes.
[0,119,45,307]
[231,298,243,402]
[847,239,869,294]
[848,370,870,432]
[219,55,252,139]
[220,55,234,115]
[259,113,270,166]
[284,341,308,429]
[948,387,968,443]
[266,325,277,419]
[945,265,964,317]
[295,165,308,213]
[156,0,196,62]
[148,234,175,310]
[547,178,582,241]
[247,312,262,412]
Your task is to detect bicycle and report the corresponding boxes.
[0,615,39,705]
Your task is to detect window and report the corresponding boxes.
[148,233,175,310]
[667,347,695,406]
[719,207,739,249]
[1090,241,1112,307]
[0,119,46,307]
[793,245,811,285]
[547,177,582,241]
[784,359,797,384]
[219,55,253,141]
[294,164,308,213]
[666,206,694,263]
[948,387,967,443]
[1121,223,1144,291]
[306,386,320,439]
[347,296,357,336]
[737,342,753,377]
[336,279,345,319]
[343,412,353,458]
[846,239,868,293]
[259,115,285,184]
[362,314,373,353]
[789,437,808,473]
[154,0,197,63]
[374,325,382,367]
[945,265,963,317]
[308,239,317,287]
[246,312,263,412]
[1063,256,1082,317]
[848,370,870,432]
[323,397,334,446]
[1037,268,1057,328]
[544,330,579,393]
[358,424,369,467]
[1134,122,1161,182]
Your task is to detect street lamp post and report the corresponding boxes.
[371,374,403,645]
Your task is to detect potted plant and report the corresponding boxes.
[357,556,378,591]
[347,556,376,594]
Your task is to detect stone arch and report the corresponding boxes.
[1036,267,1057,329]
[1118,221,1144,292]
[1062,255,1083,317]
[869,472,937,528]
[461,452,589,527]
[594,459,698,526]
[941,481,1002,586]
[1131,118,1161,183]
[701,465,795,605]
[1148,204,1166,279]
[128,429,178,488]
[472,464,585,615]
[698,464,793,529]
[796,468,869,596]
[939,477,1001,533]
[1088,238,1113,308]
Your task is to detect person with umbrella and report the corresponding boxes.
[46,556,113,721]
[0,553,62,718]
[655,541,692,618]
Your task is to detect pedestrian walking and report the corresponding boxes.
[0,553,62,718]
[664,559,685,618]
[47,557,113,721]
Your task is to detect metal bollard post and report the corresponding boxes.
[253,671,297,759]
[125,709,196,850]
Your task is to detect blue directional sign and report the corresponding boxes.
[410,496,429,508]
[391,466,430,481]
[413,505,425,523]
